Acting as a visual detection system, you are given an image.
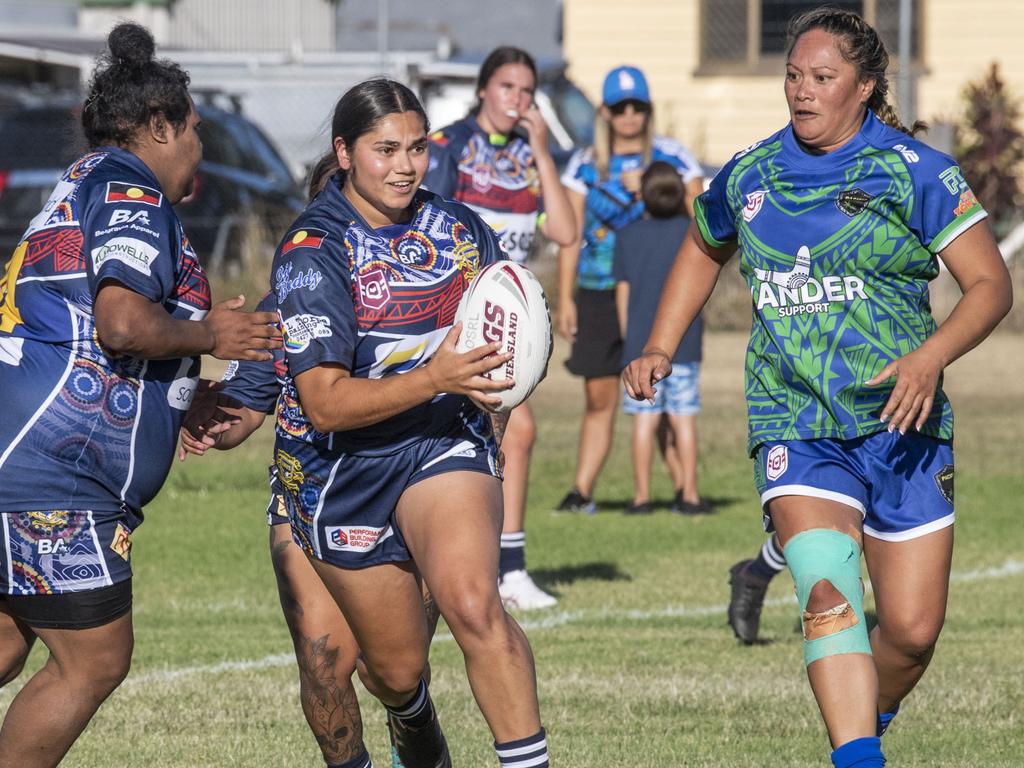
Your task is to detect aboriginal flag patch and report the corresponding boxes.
[282,227,328,254]
[105,181,163,207]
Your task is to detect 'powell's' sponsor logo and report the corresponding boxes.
[753,246,867,317]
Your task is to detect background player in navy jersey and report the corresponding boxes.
[624,9,1011,768]
[221,79,548,768]
[424,46,577,611]
[179,298,440,768]
[556,65,704,514]
[0,23,279,768]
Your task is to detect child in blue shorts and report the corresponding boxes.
[613,161,710,514]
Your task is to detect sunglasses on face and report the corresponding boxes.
[609,99,651,116]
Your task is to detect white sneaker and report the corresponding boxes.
[499,569,557,610]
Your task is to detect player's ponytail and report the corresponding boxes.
[787,7,926,138]
[310,79,430,201]
[82,22,191,148]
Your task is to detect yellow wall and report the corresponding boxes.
[564,0,1024,166]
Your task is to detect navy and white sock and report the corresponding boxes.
[327,749,372,768]
[746,535,787,582]
[385,679,433,729]
[495,728,548,768]
[499,532,526,577]
[830,736,885,767]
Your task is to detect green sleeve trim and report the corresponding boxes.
[693,195,728,249]
[930,206,987,254]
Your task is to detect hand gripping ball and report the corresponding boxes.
[454,261,553,413]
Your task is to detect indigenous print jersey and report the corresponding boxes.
[425,116,541,264]
[0,148,211,513]
[695,111,986,454]
[219,293,281,416]
[561,136,702,290]
[270,178,504,457]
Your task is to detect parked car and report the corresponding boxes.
[411,57,596,170]
[0,98,304,273]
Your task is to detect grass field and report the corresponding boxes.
[2,331,1022,767]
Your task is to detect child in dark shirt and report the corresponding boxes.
[612,161,710,515]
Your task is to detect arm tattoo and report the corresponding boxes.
[490,411,510,449]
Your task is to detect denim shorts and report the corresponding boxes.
[623,362,701,416]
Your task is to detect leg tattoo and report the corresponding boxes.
[296,633,363,764]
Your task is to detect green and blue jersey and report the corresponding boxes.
[696,111,986,455]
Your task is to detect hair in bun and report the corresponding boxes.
[107,22,155,69]
[82,22,191,149]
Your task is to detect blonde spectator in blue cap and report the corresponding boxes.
[555,65,704,514]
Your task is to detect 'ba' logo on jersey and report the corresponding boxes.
[743,191,766,222]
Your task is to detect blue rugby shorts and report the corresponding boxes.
[753,431,955,542]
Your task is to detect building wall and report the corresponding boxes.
[80,0,335,51]
[564,0,1024,166]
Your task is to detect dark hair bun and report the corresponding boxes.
[107,22,155,68]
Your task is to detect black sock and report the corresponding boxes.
[499,532,526,576]
[327,748,372,768]
[385,679,433,729]
[746,536,786,582]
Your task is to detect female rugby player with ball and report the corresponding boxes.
[189,78,550,768]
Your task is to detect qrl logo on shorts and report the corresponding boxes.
[766,445,788,481]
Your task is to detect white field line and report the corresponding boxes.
[120,557,1024,689]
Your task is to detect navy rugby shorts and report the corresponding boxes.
[278,420,500,569]
[754,431,955,542]
[0,508,139,627]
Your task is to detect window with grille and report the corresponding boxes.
[700,0,920,74]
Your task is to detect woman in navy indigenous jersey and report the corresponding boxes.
[624,9,1011,768]
[231,80,548,768]
[555,65,704,514]
[0,23,279,768]
[424,46,577,611]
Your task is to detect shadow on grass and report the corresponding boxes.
[530,562,631,589]
[593,494,745,513]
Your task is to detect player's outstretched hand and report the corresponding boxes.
[205,295,282,361]
[178,382,241,460]
[425,323,514,410]
[865,345,944,434]
[623,350,672,403]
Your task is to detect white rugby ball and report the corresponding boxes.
[454,261,553,413]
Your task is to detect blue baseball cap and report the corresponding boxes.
[602,66,651,106]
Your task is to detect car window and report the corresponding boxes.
[197,115,246,169]
[0,107,85,169]
[241,121,294,185]
[542,80,595,148]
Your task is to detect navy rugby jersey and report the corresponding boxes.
[695,110,986,454]
[271,177,504,457]
[0,148,211,513]
[425,116,542,265]
[561,137,702,290]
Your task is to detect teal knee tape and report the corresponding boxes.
[783,529,871,666]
